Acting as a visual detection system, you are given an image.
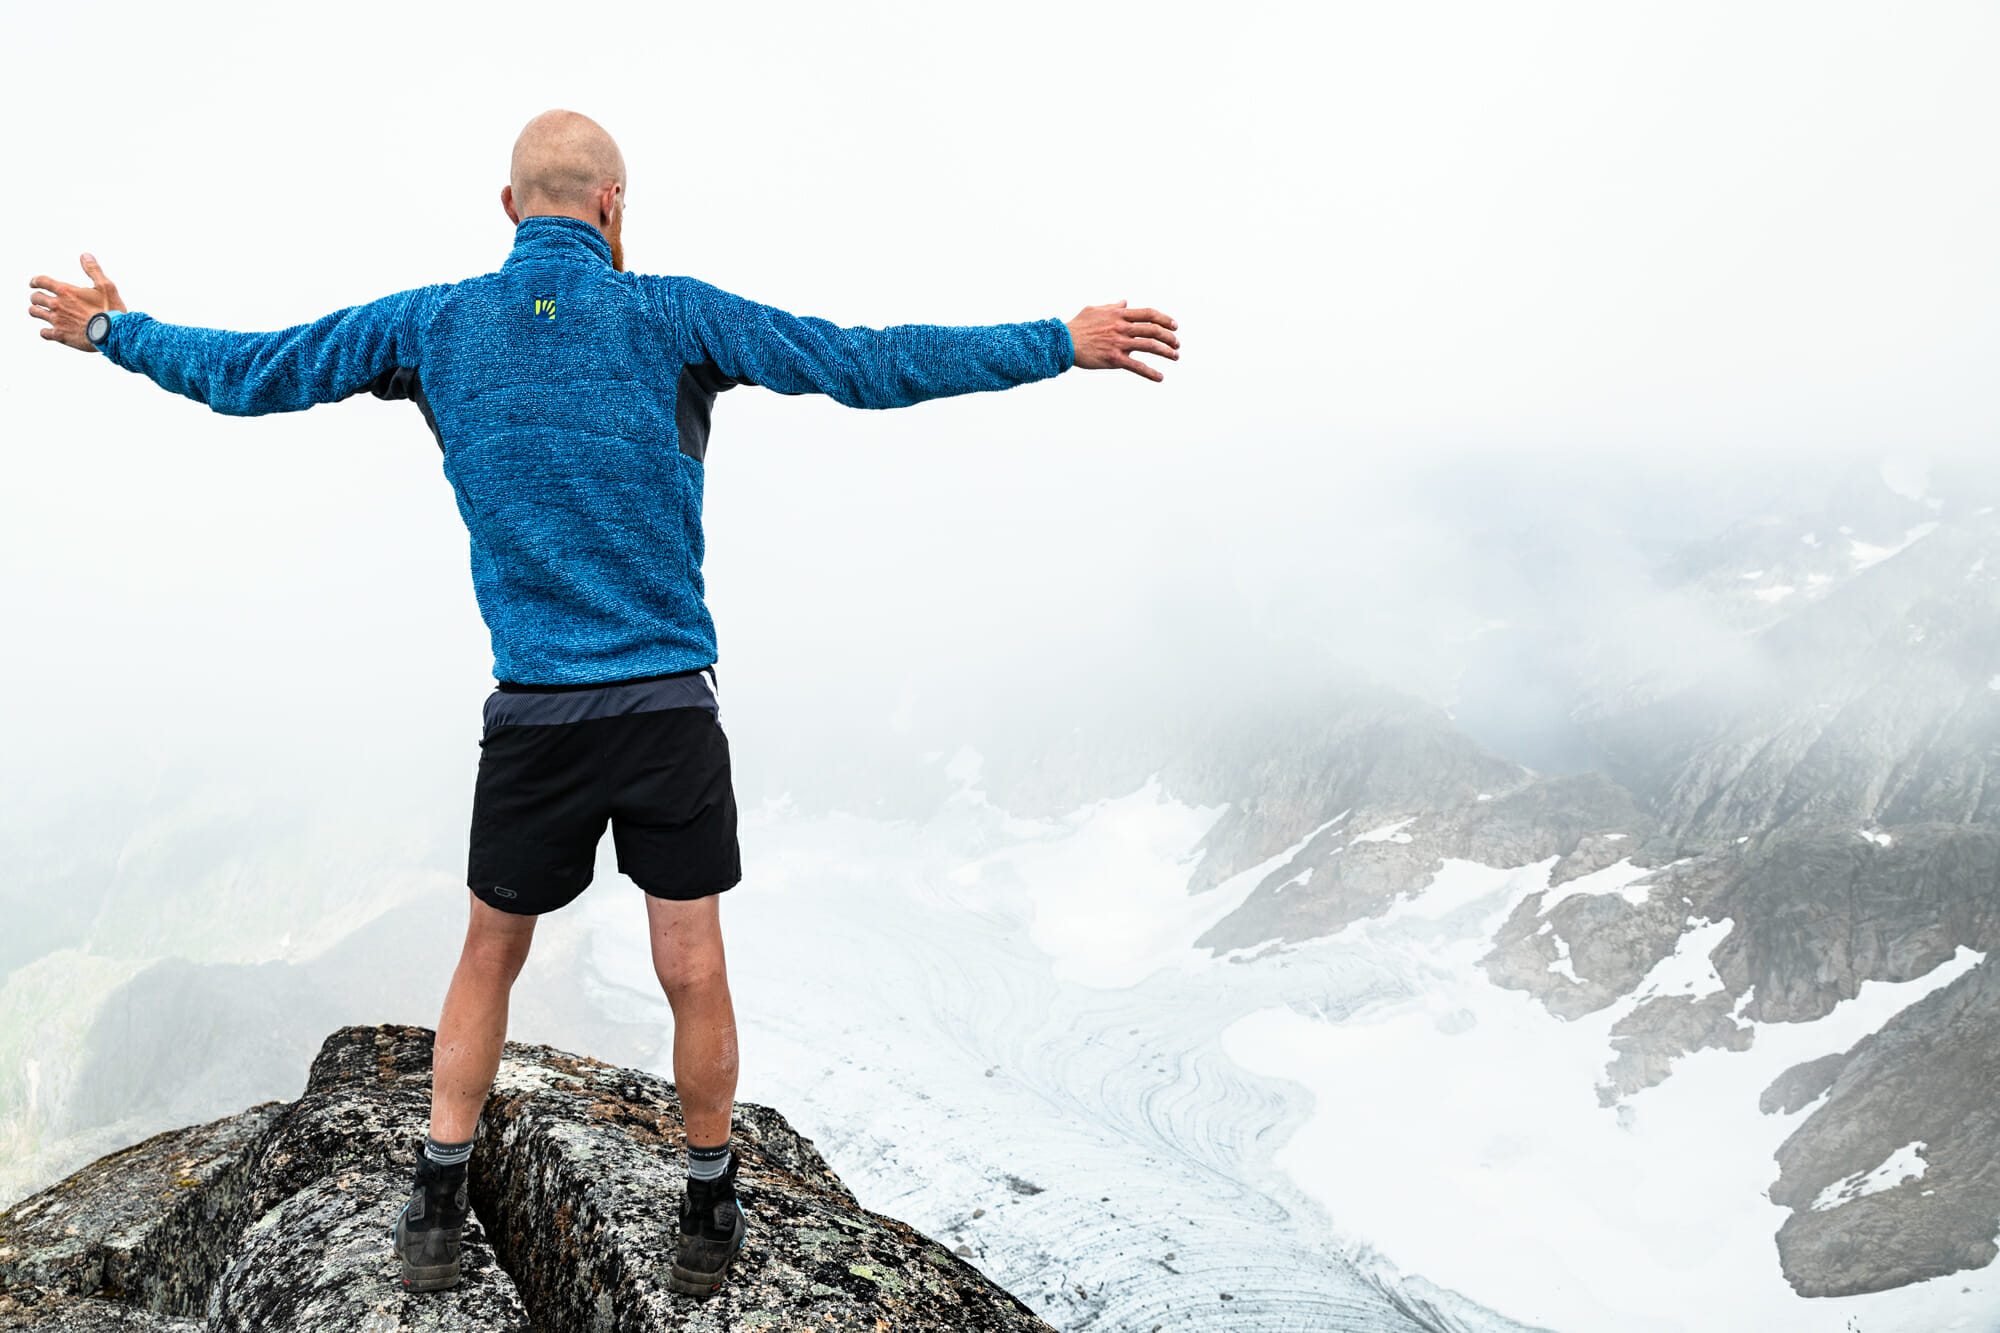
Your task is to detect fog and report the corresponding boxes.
[6,2,1997,806]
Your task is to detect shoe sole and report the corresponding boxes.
[392,1201,463,1292]
[668,1210,746,1297]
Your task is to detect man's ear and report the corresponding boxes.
[600,182,621,228]
[501,185,522,225]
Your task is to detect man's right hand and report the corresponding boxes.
[1066,301,1180,382]
[29,254,127,353]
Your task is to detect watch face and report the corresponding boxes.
[87,313,111,345]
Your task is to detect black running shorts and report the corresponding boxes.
[468,670,740,915]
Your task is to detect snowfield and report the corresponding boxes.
[567,769,2000,1333]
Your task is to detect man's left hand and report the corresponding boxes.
[29,254,127,353]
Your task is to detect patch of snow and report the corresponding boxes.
[1632,917,1733,1004]
[1812,1142,1928,1212]
[1547,933,1580,983]
[1222,870,1988,1333]
[1476,793,1493,802]
[1988,675,2000,692]
[1376,857,1557,927]
[1752,585,1796,603]
[1852,522,1941,571]
[1972,558,1988,577]
[1271,866,1314,896]
[1541,858,1653,913]
[1740,570,1766,580]
[1860,831,1894,848]
[1353,818,1417,845]
[1850,540,1896,570]
[1604,833,1628,842]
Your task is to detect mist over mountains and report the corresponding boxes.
[4,449,1998,1329]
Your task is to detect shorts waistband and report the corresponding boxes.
[484,666,719,733]
[495,665,715,694]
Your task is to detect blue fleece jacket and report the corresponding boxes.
[101,216,1073,684]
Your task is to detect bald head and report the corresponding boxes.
[508,109,626,217]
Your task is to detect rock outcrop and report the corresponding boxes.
[1768,957,2000,1296]
[0,1025,1053,1332]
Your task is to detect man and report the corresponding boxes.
[27,109,1180,1299]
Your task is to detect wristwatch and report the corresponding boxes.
[85,311,113,349]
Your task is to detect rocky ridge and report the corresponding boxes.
[0,1025,1054,1332]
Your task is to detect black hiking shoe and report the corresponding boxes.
[392,1156,469,1292]
[670,1155,747,1297]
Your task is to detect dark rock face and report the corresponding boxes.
[1599,991,1754,1105]
[1195,769,1655,955]
[1709,825,2000,1023]
[1759,1051,1851,1117]
[205,1026,529,1332]
[0,1288,202,1330]
[0,1026,1054,1332]
[0,1104,281,1315]
[1482,880,1694,1026]
[1166,688,1531,896]
[1769,958,2000,1297]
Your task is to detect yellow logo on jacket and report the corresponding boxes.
[532,297,557,321]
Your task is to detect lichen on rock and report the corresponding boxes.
[0,1025,1054,1332]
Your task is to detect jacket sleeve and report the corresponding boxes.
[99,286,446,417]
[649,277,1073,409]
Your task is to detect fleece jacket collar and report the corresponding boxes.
[506,215,613,268]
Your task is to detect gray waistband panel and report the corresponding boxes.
[483,668,718,735]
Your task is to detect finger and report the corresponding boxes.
[1115,354,1165,383]
[1124,322,1180,349]
[28,304,55,323]
[39,324,60,339]
[1123,337,1180,361]
[1120,307,1177,331]
[29,275,73,295]
[80,252,112,288]
[30,290,57,310]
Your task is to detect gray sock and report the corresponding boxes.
[424,1134,474,1168]
[687,1141,731,1182]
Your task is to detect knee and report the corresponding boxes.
[460,934,532,985]
[657,959,729,1006]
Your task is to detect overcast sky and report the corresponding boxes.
[3,1,1997,803]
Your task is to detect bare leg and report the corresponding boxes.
[430,893,538,1142]
[645,893,738,1145]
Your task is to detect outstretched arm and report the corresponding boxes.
[657,279,1180,409]
[29,254,439,416]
